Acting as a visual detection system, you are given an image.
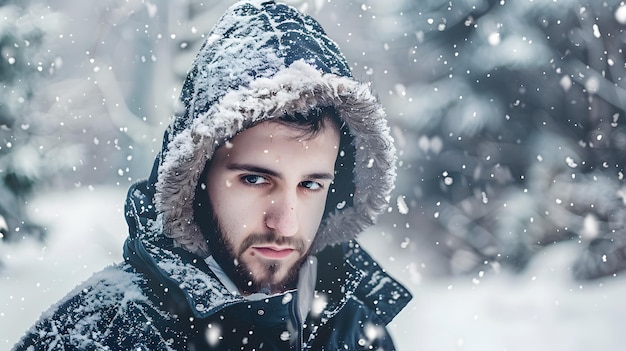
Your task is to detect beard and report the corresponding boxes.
[204,215,310,295]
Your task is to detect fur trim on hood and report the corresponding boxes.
[150,0,396,257]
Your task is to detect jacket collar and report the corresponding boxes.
[124,236,243,319]
[124,233,410,325]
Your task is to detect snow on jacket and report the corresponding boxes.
[13,1,412,350]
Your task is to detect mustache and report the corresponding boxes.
[238,232,307,257]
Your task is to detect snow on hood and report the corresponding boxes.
[146,0,396,257]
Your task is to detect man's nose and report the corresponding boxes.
[264,192,299,237]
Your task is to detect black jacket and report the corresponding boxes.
[13,1,411,350]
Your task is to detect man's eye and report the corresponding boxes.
[301,181,323,190]
[242,175,268,185]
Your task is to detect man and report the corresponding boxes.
[13,1,411,350]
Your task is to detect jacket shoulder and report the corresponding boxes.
[12,264,178,351]
[308,297,398,351]
[307,242,411,350]
[316,242,412,324]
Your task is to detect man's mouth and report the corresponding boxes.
[252,246,295,259]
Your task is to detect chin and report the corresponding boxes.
[246,264,296,293]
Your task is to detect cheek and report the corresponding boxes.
[208,185,240,232]
[303,197,329,240]
[209,185,264,239]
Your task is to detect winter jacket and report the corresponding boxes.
[13,1,411,350]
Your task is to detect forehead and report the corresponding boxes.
[224,120,340,152]
[212,120,340,165]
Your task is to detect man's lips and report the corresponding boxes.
[252,246,295,259]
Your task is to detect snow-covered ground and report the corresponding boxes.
[377,241,626,351]
[0,187,128,349]
[2,186,625,350]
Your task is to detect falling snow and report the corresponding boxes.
[3,0,626,350]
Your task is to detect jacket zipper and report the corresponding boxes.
[289,297,303,351]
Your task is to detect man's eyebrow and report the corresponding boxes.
[307,172,335,181]
[227,163,334,180]
[227,164,280,178]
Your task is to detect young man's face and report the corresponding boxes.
[204,120,340,294]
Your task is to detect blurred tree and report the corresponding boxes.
[33,0,232,188]
[361,0,626,280]
[0,0,63,242]
[0,0,224,246]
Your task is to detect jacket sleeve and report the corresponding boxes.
[12,266,178,351]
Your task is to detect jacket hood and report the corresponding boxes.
[147,0,396,257]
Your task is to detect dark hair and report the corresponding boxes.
[274,105,344,140]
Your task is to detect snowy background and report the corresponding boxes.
[3,0,626,350]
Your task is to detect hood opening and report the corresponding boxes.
[191,105,356,256]
[155,62,395,258]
